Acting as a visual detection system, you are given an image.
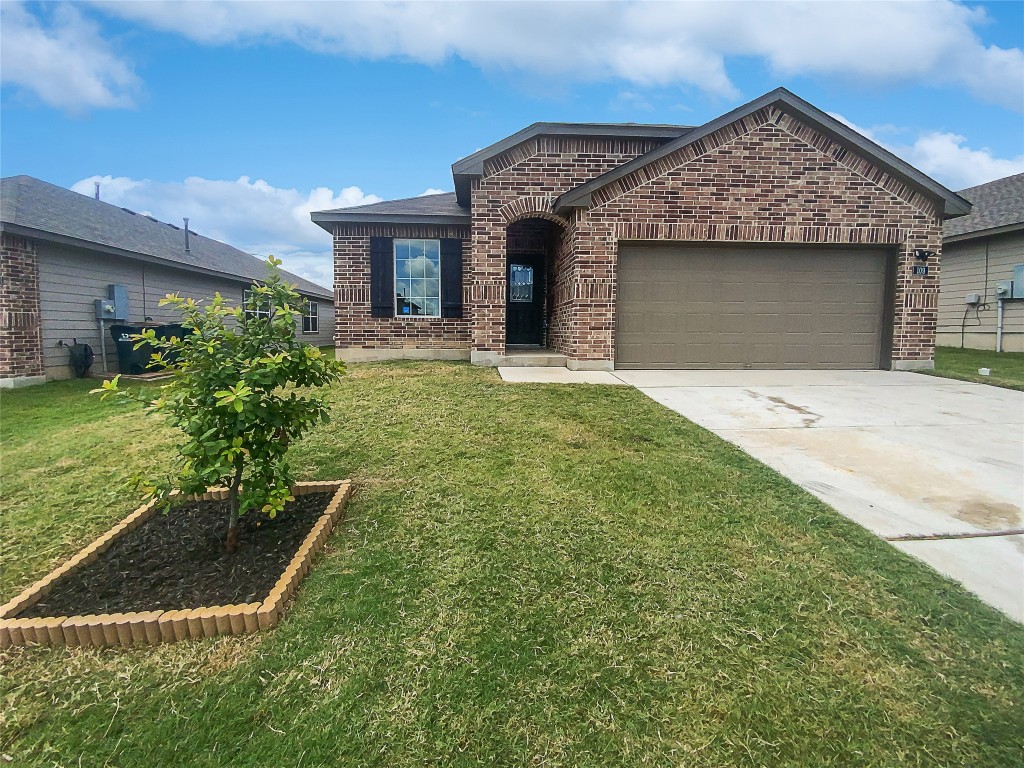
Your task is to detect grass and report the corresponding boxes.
[921,345,1024,390]
[1,362,1022,767]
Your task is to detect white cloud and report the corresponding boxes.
[418,188,448,196]
[610,90,655,113]
[88,0,1022,110]
[830,113,1024,190]
[904,133,1024,190]
[71,175,382,287]
[0,2,140,112]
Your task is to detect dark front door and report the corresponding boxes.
[506,255,545,345]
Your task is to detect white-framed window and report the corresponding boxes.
[243,289,271,320]
[394,239,440,317]
[302,300,319,334]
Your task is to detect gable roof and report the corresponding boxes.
[451,122,692,205]
[943,173,1024,242]
[553,88,972,219]
[311,191,469,231]
[1,175,332,299]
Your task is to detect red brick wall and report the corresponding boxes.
[569,106,942,363]
[333,109,943,367]
[470,136,670,353]
[548,223,575,356]
[332,222,471,350]
[0,233,44,381]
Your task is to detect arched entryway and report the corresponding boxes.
[504,216,565,350]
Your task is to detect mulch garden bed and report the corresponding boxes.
[18,492,333,618]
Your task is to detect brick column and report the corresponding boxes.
[0,233,45,387]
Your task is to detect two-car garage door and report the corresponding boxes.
[616,245,890,370]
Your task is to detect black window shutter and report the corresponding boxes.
[369,237,394,318]
[440,238,463,318]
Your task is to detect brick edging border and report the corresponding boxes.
[0,480,352,648]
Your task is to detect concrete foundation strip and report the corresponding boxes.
[0,480,352,648]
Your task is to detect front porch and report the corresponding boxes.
[468,215,613,371]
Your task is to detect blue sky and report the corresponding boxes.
[2,0,1022,287]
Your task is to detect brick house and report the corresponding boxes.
[312,88,970,372]
[1,176,334,387]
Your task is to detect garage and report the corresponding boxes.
[615,244,892,370]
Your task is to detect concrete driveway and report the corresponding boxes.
[614,369,1024,622]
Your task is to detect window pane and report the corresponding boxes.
[409,255,425,278]
[510,265,534,302]
[394,239,441,317]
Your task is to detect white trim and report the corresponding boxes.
[243,289,271,320]
[302,300,319,334]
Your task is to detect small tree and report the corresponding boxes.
[95,257,344,552]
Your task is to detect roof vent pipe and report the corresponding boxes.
[183,218,190,252]
[94,182,100,200]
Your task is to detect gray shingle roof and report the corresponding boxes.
[311,191,470,230]
[318,191,466,217]
[0,175,332,299]
[943,173,1024,240]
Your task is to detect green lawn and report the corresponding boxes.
[922,346,1024,390]
[1,362,1022,767]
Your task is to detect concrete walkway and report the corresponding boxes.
[501,366,1024,621]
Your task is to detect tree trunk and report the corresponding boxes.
[225,462,244,553]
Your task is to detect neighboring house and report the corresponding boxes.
[937,173,1024,353]
[313,87,970,372]
[0,176,334,387]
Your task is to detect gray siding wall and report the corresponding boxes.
[37,242,334,379]
[937,230,1024,352]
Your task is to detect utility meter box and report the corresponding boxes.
[1013,265,1024,299]
[995,280,1013,299]
[965,292,981,305]
[108,284,129,320]
[94,299,117,320]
